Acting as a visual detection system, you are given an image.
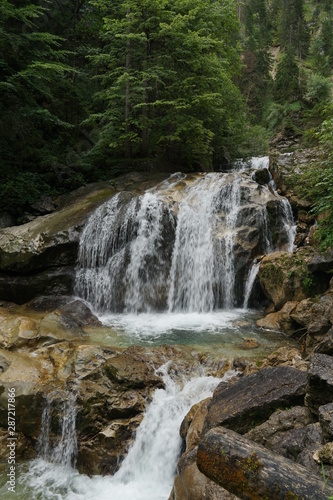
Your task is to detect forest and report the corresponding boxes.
[1,0,333,245]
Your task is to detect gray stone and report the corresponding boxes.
[203,367,307,435]
[305,354,333,415]
[319,403,333,440]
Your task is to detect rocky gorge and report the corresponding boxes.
[0,152,332,499]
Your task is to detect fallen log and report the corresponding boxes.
[197,427,333,500]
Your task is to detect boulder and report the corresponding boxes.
[245,406,315,447]
[203,367,307,435]
[308,249,333,274]
[305,354,333,415]
[197,427,333,499]
[170,447,239,500]
[258,252,310,310]
[257,301,299,335]
[318,403,333,440]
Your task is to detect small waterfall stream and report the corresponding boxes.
[19,366,230,500]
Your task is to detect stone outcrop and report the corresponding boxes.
[305,354,333,415]
[203,367,307,435]
[0,172,171,304]
[0,183,116,303]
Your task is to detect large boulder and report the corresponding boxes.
[197,427,333,499]
[305,354,333,415]
[203,367,307,435]
[258,251,316,311]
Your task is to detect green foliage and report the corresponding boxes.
[0,172,52,218]
[294,105,333,248]
[305,73,332,104]
[274,48,302,103]
[278,0,310,58]
[87,0,245,169]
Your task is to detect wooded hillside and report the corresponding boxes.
[1,0,333,243]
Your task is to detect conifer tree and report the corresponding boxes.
[87,0,245,169]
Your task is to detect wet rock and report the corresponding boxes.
[253,168,270,185]
[170,447,239,500]
[258,252,310,310]
[0,267,75,304]
[180,399,211,452]
[257,301,299,335]
[238,338,260,350]
[203,366,307,435]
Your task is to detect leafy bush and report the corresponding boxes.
[294,106,333,248]
[305,73,332,104]
[0,172,52,218]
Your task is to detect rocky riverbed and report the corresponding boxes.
[0,151,332,499]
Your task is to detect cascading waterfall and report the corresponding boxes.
[75,192,175,313]
[37,391,78,468]
[167,174,243,311]
[76,161,296,314]
[19,366,230,500]
[241,156,296,306]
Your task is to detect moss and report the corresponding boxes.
[261,264,284,285]
[245,452,262,474]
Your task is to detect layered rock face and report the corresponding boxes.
[252,150,333,357]
[0,173,170,305]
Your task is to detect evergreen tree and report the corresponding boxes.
[87,0,245,170]
[240,0,272,116]
[274,47,301,103]
[279,0,310,59]
[0,0,73,179]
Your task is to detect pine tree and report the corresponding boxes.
[274,47,301,103]
[87,0,245,170]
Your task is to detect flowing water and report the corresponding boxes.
[7,366,230,500]
[2,159,298,499]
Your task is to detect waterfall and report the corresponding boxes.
[243,260,261,309]
[76,166,296,314]
[167,174,243,311]
[75,192,175,313]
[19,366,233,500]
[37,391,78,468]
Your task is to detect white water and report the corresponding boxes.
[19,365,227,500]
[37,391,78,468]
[76,168,296,314]
[167,174,243,311]
[243,261,261,309]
